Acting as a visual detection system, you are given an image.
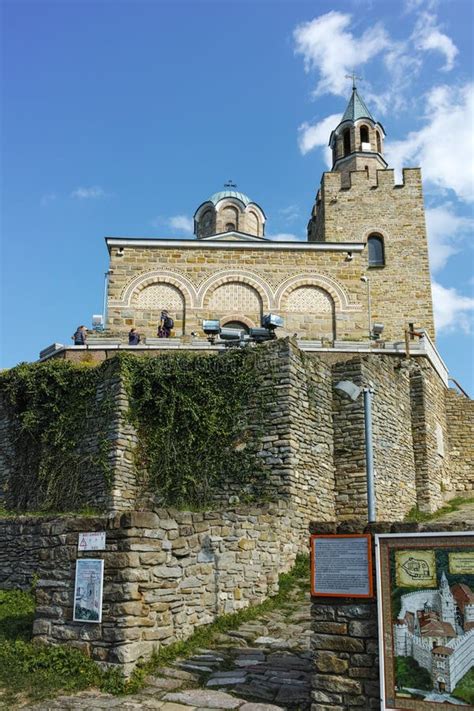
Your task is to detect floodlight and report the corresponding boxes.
[262,314,284,330]
[219,327,245,342]
[92,314,104,327]
[202,320,221,336]
[334,380,362,402]
[371,322,384,340]
[249,327,276,342]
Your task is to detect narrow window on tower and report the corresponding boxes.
[360,125,369,146]
[343,129,351,157]
[376,131,382,154]
[368,234,385,267]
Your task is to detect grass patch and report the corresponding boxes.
[453,667,474,704]
[0,555,309,705]
[0,589,128,707]
[404,496,474,523]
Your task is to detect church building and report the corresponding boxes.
[104,84,434,345]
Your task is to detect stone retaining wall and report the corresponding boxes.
[445,388,474,496]
[0,502,303,674]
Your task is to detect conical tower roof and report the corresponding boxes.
[341,87,374,123]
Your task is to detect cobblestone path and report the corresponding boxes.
[23,586,312,711]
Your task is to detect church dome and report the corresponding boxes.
[194,187,266,239]
[209,190,252,206]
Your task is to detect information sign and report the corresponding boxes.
[310,534,373,598]
[78,532,106,551]
[73,558,104,623]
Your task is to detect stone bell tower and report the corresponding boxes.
[329,77,387,188]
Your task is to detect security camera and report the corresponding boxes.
[360,275,368,283]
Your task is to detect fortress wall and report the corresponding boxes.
[0,503,302,675]
[331,355,418,521]
[0,363,137,513]
[445,389,474,496]
[410,361,451,513]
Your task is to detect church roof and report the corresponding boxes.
[209,190,253,206]
[341,87,374,123]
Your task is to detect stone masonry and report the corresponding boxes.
[0,503,302,675]
[1,340,470,520]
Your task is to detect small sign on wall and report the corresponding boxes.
[73,558,104,623]
[310,534,373,598]
[78,532,106,551]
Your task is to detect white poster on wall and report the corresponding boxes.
[73,558,104,623]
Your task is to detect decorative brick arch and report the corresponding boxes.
[275,274,352,311]
[198,270,273,309]
[119,270,198,308]
[220,313,256,329]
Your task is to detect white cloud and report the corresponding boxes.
[385,83,474,203]
[425,204,473,273]
[297,113,340,160]
[40,192,57,207]
[168,215,194,234]
[293,12,390,97]
[432,281,474,333]
[279,205,301,222]
[71,186,106,199]
[268,232,304,242]
[413,12,458,71]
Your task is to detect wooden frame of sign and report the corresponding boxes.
[310,533,374,598]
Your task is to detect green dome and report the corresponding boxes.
[209,190,252,206]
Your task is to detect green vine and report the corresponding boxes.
[0,360,113,512]
[119,349,268,508]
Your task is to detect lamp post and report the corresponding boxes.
[334,379,376,523]
[103,271,110,331]
[360,275,371,340]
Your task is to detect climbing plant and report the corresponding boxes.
[120,349,267,508]
[0,360,112,512]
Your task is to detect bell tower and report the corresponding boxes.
[329,75,387,187]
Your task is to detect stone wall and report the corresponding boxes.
[0,361,138,513]
[0,503,302,674]
[331,355,418,521]
[410,359,449,512]
[445,388,474,496]
[309,519,473,711]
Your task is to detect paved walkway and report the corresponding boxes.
[23,584,311,711]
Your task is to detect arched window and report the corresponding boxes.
[360,125,369,145]
[225,222,236,232]
[343,129,351,156]
[368,234,385,267]
[376,131,381,153]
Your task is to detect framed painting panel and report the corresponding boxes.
[376,532,474,710]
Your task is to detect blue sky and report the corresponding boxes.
[1,0,473,392]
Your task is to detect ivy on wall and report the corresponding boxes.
[0,360,112,512]
[119,349,267,508]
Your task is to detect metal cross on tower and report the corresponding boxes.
[345,71,362,89]
[224,180,237,189]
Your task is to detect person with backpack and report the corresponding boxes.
[158,309,174,338]
[72,325,87,345]
[128,328,141,345]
